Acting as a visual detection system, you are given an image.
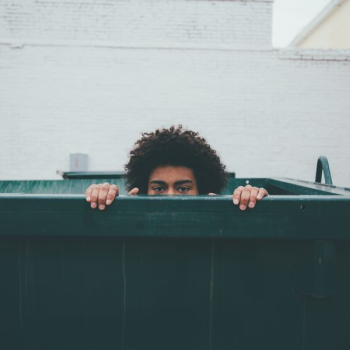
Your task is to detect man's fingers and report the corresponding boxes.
[257,188,269,200]
[233,185,252,210]
[128,188,139,195]
[247,187,259,208]
[208,193,217,195]
[85,185,94,202]
[106,185,119,205]
[90,184,101,209]
[233,186,244,205]
[97,183,111,210]
[239,187,251,210]
[233,185,268,210]
[87,183,119,210]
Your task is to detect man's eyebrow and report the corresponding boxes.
[149,180,193,185]
[149,180,167,185]
[174,180,193,186]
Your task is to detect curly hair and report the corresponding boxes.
[124,125,228,194]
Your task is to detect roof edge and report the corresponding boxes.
[288,0,346,47]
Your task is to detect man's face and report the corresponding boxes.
[147,166,199,195]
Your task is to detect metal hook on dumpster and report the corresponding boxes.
[315,156,333,185]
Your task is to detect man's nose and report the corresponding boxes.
[167,187,175,195]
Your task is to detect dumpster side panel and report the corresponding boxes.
[1,237,350,349]
[0,238,126,349]
[1,184,350,349]
[0,239,22,350]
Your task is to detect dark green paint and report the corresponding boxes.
[315,156,333,185]
[57,171,236,180]
[57,170,126,179]
[0,177,350,350]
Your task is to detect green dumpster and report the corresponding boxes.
[0,173,350,350]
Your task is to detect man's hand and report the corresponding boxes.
[85,183,139,210]
[233,185,268,211]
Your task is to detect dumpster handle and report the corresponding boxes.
[315,156,333,185]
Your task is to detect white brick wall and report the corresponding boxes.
[0,0,273,49]
[1,0,350,188]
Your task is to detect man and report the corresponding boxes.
[86,125,268,210]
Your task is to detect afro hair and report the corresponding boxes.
[124,125,228,194]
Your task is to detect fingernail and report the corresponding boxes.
[99,205,105,210]
[106,200,111,205]
[257,195,262,199]
[86,196,91,201]
[240,205,246,210]
[233,199,239,205]
[91,203,97,208]
[249,202,255,208]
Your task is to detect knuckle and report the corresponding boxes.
[110,185,118,192]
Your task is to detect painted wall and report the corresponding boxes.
[298,0,350,49]
[1,0,350,188]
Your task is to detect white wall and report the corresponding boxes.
[1,0,350,187]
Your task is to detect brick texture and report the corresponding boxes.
[1,0,350,188]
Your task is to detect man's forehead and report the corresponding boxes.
[148,166,196,182]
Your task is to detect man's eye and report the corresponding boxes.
[153,187,165,192]
[177,187,190,193]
